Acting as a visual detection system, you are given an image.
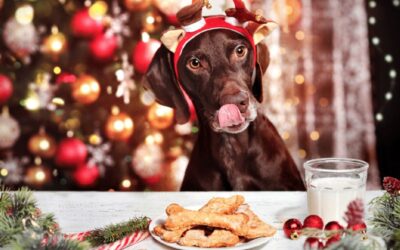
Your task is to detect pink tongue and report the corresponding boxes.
[218,104,245,128]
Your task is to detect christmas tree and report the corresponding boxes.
[0,0,197,191]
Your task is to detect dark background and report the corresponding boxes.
[368,0,400,179]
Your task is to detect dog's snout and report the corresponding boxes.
[220,90,249,113]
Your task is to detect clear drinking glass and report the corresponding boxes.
[304,158,368,225]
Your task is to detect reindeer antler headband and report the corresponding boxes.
[161,0,278,80]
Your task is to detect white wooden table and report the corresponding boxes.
[34,191,382,250]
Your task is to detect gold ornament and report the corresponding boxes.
[28,127,57,158]
[142,10,163,33]
[72,75,101,104]
[105,107,134,141]
[147,103,174,130]
[43,31,67,57]
[123,0,150,11]
[25,160,51,188]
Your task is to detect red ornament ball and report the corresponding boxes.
[56,138,87,167]
[144,174,162,185]
[90,34,117,61]
[324,221,344,231]
[56,72,77,85]
[71,9,103,38]
[303,215,324,229]
[304,237,324,250]
[0,74,13,104]
[325,235,341,248]
[347,222,367,232]
[73,163,99,187]
[283,218,302,240]
[132,38,161,74]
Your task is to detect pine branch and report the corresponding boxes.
[369,192,400,240]
[85,216,150,246]
[324,234,385,250]
[3,228,89,250]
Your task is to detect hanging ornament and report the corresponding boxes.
[0,74,13,104]
[23,73,58,111]
[28,127,57,158]
[152,0,190,25]
[123,0,150,11]
[3,5,38,62]
[283,218,302,239]
[170,155,189,187]
[104,0,131,46]
[42,27,67,57]
[0,107,20,149]
[86,142,114,177]
[148,103,174,130]
[25,160,51,188]
[55,137,87,167]
[175,122,193,135]
[132,34,161,74]
[56,72,77,85]
[0,155,29,185]
[115,53,135,104]
[90,33,117,61]
[132,143,164,184]
[73,163,100,187]
[105,106,134,141]
[142,10,163,33]
[72,75,101,104]
[70,8,104,38]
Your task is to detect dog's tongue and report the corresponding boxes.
[218,104,245,128]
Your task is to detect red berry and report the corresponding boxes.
[325,235,341,247]
[303,215,324,229]
[283,218,302,240]
[347,222,367,232]
[304,237,324,250]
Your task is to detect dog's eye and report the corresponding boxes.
[235,45,247,58]
[188,58,201,69]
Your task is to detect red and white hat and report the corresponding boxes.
[160,0,277,118]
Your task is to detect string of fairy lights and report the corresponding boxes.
[368,0,399,122]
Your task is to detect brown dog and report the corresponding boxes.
[143,2,304,191]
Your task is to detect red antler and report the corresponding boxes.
[233,0,246,9]
[226,0,269,24]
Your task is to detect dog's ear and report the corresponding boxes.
[161,29,185,53]
[252,42,270,103]
[246,21,278,45]
[142,45,190,124]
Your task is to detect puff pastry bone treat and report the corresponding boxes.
[152,195,276,248]
[178,229,241,248]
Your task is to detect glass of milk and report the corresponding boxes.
[304,158,368,225]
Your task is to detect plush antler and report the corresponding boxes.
[177,0,206,26]
[225,0,269,24]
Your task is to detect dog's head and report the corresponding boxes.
[143,1,275,134]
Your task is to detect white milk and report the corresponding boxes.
[307,177,365,225]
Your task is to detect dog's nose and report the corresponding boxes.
[220,91,249,113]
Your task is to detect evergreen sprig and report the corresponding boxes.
[0,187,87,249]
[324,234,386,250]
[369,192,400,240]
[85,216,150,246]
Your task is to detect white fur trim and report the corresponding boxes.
[182,18,206,32]
[225,17,240,26]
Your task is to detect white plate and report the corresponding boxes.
[149,206,272,250]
